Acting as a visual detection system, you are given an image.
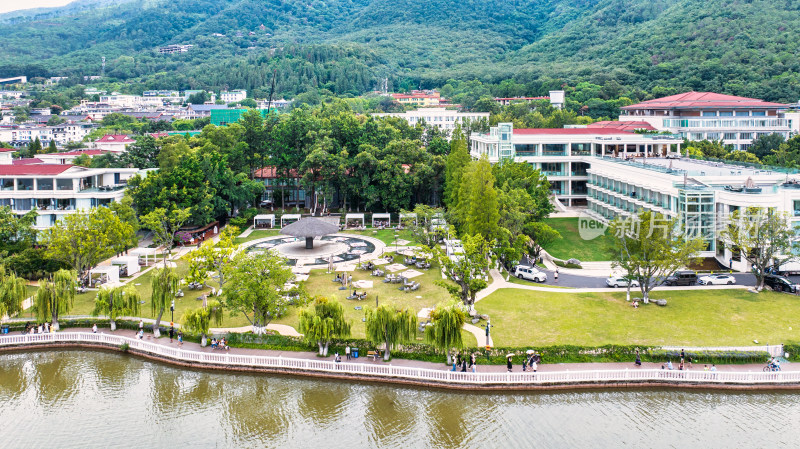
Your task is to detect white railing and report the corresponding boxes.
[1,332,798,386]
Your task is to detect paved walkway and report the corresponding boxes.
[463,323,492,347]
[34,328,795,374]
[210,323,302,337]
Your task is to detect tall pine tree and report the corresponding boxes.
[457,156,500,240]
[443,126,470,208]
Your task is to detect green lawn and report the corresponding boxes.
[477,288,800,347]
[542,217,615,262]
[272,252,455,339]
[341,228,415,245]
[233,229,281,245]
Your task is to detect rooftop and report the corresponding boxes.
[587,121,656,131]
[0,164,73,176]
[96,134,135,143]
[12,158,43,165]
[513,128,635,135]
[622,92,788,110]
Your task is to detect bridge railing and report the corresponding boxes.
[2,332,798,386]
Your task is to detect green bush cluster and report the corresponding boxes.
[553,260,582,269]
[649,349,769,365]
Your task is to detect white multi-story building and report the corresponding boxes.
[0,164,140,229]
[373,108,489,138]
[585,156,800,266]
[99,95,164,108]
[470,123,682,206]
[220,90,247,103]
[619,92,791,150]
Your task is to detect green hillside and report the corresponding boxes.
[1,0,799,101]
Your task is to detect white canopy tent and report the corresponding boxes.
[399,212,417,226]
[281,214,302,227]
[372,213,391,228]
[254,214,275,228]
[345,213,365,228]
[111,256,140,276]
[129,247,159,266]
[89,265,120,286]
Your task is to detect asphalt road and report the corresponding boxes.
[513,270,775,289]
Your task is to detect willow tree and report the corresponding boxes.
[424,304,467,365]
[92,285,141,331]
[298,296,351,356]
[150,267,179,337]
[0,266,27,319]
[181,299,224,346]
[365,305,417,361]
[35,269,76,331]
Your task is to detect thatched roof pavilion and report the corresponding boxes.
[279,217,339,249]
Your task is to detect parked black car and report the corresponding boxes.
[664,270,698,286]
[763,274,797,293]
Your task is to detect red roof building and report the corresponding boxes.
[621,92,787,111]
[94,134,135,152]
[12,158,44,165]
[618,92,791,150]
[587,121,656,132]
[0,164,74,176]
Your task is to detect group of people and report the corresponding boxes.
[210,337,228,350]
[451,353,478,373]
[23,322,52,334]
[506,352,541,373]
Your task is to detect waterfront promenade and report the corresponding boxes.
[1,329,797,390]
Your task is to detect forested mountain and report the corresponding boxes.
[2,0,800,102]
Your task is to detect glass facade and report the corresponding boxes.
[678,190,715,250]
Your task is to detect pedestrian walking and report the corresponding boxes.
[92,323,97,333]
[554,268,559,282]
[506,355,513,372]
[635,349,642,366]
[530,357,538,373]
[139,319,144,334]
[178,331,183,347]
[169,324,174,343]
[471,353,476,373]
[345,345,351,360]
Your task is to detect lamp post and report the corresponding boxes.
[170,299,175,322]
[394,233,399,253]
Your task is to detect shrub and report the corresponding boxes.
[553,259,582,269]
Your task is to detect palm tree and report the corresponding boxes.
[365,305,417,361]
[425,304,467,365]
[35,269,76,331]
[0,266,27,319]
[181,299,224,346]
[92,285,142,331]
[150,267,179,337]
[298,296,351,356]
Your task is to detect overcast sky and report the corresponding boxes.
[0,0,75,14]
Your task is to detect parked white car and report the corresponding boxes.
[514,265,547,282]
[605,276,640,288]
[698,274,736,285]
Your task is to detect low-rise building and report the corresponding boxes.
[38,150,111,165]
[220,90,247,103]
[372,108,488,138]
[94,134,135,152]
[619,92,791,150]
[390,90,442,107]
[585,156,800,266]
[470,123,682,206]
[0,164,140,229]
[158,44,193,54]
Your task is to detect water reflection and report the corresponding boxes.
[2,350,800,448]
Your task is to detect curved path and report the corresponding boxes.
[1,330,797,390]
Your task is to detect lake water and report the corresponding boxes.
[1,350,799,448]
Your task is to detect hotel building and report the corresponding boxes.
[619,92,792,150]
[0,163,141,229]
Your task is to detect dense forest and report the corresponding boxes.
[2,0,800,102]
